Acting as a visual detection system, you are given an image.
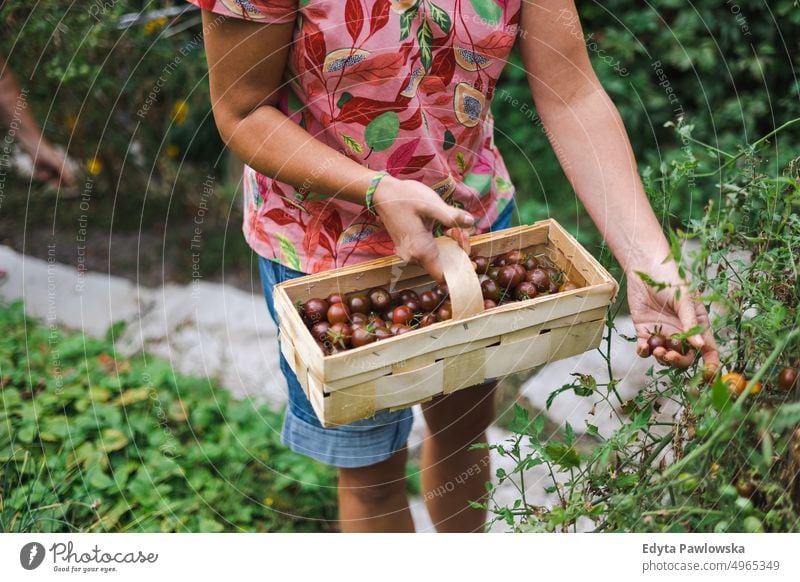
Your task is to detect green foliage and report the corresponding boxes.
[1,2,224,196]
[493,1,800,249]
[0,301,338,532]
[478,127,800,532]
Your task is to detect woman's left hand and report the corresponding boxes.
[626,258,720,372]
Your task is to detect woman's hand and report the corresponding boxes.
[372,175,475,283]
[626,258,720,372]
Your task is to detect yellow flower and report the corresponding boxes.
[85,158,102,175]
[166,144,180,158]
[263,497,274,506]
[144,15,168,35]
[171,100,189,125]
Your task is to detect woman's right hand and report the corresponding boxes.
[372,175,476,283]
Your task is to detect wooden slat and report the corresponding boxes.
[443,348,486,394]
[373,360,443,410]
[484,319,605,377]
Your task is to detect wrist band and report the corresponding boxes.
[365,171,388,216]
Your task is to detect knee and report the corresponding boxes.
[339,478,405,507]
[426,402,495,451]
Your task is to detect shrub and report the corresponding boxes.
[0,301,338,532]
[477,125,800,532]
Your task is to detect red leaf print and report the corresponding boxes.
[386,137,420,176]
[345,0,364,43]
[419,75,448,95]
[340,53,404,84]
[396,154,436,175]
[366,0,391,40]
[265,208,298,226]
[303,22,326,71]
[337,97,404,125]
[399,107,422,130]
[430,43,455,86]
[474,31,516,60]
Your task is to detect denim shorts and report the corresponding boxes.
[258,199,515,468]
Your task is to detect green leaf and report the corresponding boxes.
[464,172,491,195]
[416,18,433,71]
[508,404,530,434]
[99,428,129,453]
[399,4,419,40]
[88,466,114,490]
[336,91,353,109]
[469,0,502,25]
[341,134,363,155]
[711,376,731,412]
[275,233,302,271]
[364,111,400,152]
[428,1,451,32]
[443,129,455,150]
[544,442,581,470]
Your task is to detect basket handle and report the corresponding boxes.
[435,236,485,320]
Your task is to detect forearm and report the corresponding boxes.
[537,88,670,273]
[0,58,43,150]
[219,104,377,206]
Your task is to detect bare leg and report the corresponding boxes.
[337,446,414,532]
[421,381,496,532]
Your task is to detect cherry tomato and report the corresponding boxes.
[399,289,419,303]
[374,327,393,341]
[419,313,438,327]
[327,322,352,349]
[525,268,551,292]
[665,336,686,355]
[472,256,489,274]
[310,321,331,344]
[497,265,525,290]
[514,281,538,300]
[391,305,413,325]
[437,302,453,322]
[647,334,666,352]
[394,324,413,335]
[351,326,377,348]
[435,284,449,300]
[492,255,507,267]
[523,256,539,270]
[367,287,392,312]
[486,266,501,281]
[547,267,563,285]
[777,367,798,391]
[502,250,525,265]
[404,299,421,313]
[326,293,344,305]
[327,302,351,324]
[481,279,501,302]
[419,290,441,312]
[368,313,387,328]
[302,298,329,325]
[347,292,371,314]
[483,299,497,309]
[350,312,368,325]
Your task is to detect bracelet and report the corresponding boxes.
[365,171,388,216]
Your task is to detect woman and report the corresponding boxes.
[192,0,720,532]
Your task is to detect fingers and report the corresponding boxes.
[444,227,471,255]
[677,290,705,349]
[652,346,696,369]
[426,198,475,230]
[416,243,445,284]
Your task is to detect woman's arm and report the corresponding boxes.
[518,0,719,370]
[201,12,474,281]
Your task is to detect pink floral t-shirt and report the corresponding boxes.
[191,0,519,273]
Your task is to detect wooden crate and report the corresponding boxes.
[274,219,618,427]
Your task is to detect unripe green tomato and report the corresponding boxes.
[719,484,738,500]
[677,472,699,493]
[714,520,730,533]
[735,496,754,514]
[742,516,764,533]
